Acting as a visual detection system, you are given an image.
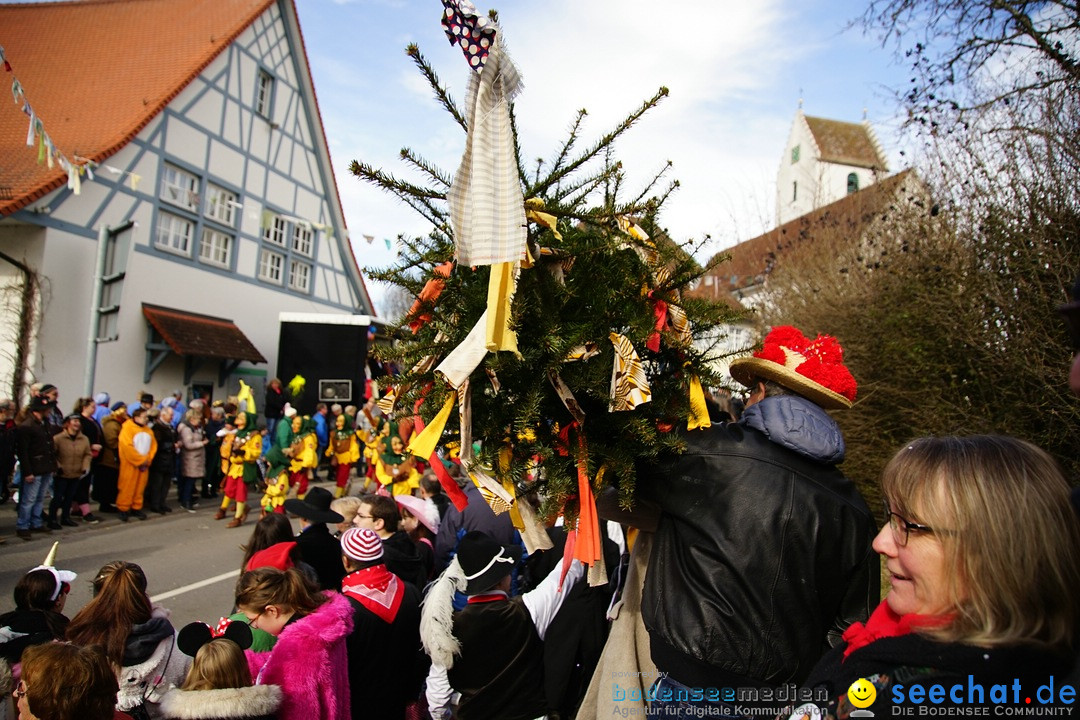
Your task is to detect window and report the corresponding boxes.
[160,164,199,211]
[288,259,311,292]
[205,184,237,226]
[264,215,287,246]
[292,224,313,257]
[791,145,800,164]
[155,163,238,268]
[259,249,284,284]
[155,212,194,256]
[255,70,274,118]
[847,172,859,194]
[792,181,798,202]
[199,229,232,268]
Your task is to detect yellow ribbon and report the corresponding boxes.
[485,262,521,357]
[407,394,456,459]
[688,374,712,430]
[525,198,562,240]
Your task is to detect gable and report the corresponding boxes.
[803,116,886,170]
[0,0,273,215]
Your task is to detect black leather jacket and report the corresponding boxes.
[638,395,879,688]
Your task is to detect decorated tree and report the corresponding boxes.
[351,3,738,577]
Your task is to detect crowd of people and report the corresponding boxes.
[1,322,1079,720]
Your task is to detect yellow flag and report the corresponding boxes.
[407,394,456,459]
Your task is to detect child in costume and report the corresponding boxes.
[287,416,317,500]
[160,619,282,720]
[327,414,360,498]
[300,417,319,499]
[260,447,291,517]
[375,434,421,496]
[217,411,261,528]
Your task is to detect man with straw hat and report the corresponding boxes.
[635,326,879,712]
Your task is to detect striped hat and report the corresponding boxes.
[341,528,383,563]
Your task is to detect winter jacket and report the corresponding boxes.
[177,422,207,478]
[245,591,354,720]
[313,413,329,448]
[150,420,178,474]
[0,608,68,663]
[295,523,346,592]
[638,394,878,688]
[264,386,286,421]
[15,413,57,476]
[100,412,125,469]
[806,610,1075,713]
[53,429,92,479]
[159,684,282,720]
[116,607,191,718]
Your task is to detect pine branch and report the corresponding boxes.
[628,161,674,207]
[399,148,453,188]
[349,160,448,229]
[549,109,588,180]
[406,44,467,132]
[530,87,669,198]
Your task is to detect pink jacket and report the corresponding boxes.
[245,591,353,720]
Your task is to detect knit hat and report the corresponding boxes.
[94,392,110,405]
[283,403,297,419]
[39,384,57,395]
[110,401,127,412]
[729,325,857,410]
[340,528,384,563]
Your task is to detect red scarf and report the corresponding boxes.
[341,566,404,624]
[842,601,953,658]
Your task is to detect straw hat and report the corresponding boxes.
[729,326,857,410]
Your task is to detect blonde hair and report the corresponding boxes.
[330,496,362,526]
[181,639,252,691]
[882,435,1080,650]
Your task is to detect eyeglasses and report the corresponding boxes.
[882,499,934,546]
[245,610,263,628]
[355,514,374,520]
[13,680,27,699]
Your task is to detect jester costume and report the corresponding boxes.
[328,415,360,497]
[260,446,291,516]
[288,417,317,500]
[217,411,261,527]
[375,436,420,496]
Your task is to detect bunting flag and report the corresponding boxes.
[609,333,651,411]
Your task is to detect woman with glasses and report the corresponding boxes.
[801,435,1080,715]
[15,643,119,720]
[235,566,353,720]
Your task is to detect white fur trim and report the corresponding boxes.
[160,684,282,719]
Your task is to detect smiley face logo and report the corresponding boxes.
[848,678,877,709]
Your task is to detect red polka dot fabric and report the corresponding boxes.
[441,0,497,72]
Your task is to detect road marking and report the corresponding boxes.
[150,570,239,603]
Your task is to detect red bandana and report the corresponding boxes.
[342,565,404,624]
[842,601,953,658]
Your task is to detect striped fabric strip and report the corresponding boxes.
[609,333,652,411]
[447,40,527,266]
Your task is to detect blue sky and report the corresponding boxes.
[295,0,915,315]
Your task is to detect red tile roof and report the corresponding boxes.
[143,304,267,363]
[694,170,920,302]
[0,0,274,215]
[804,116,886,170]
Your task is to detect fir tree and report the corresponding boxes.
[350,41,739,518]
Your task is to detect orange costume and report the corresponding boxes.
[116,417,158,513]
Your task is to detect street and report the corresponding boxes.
[0,483,336,624]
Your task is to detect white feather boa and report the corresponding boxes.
[419,556,467,669]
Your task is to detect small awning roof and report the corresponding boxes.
[142,304,266,364]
